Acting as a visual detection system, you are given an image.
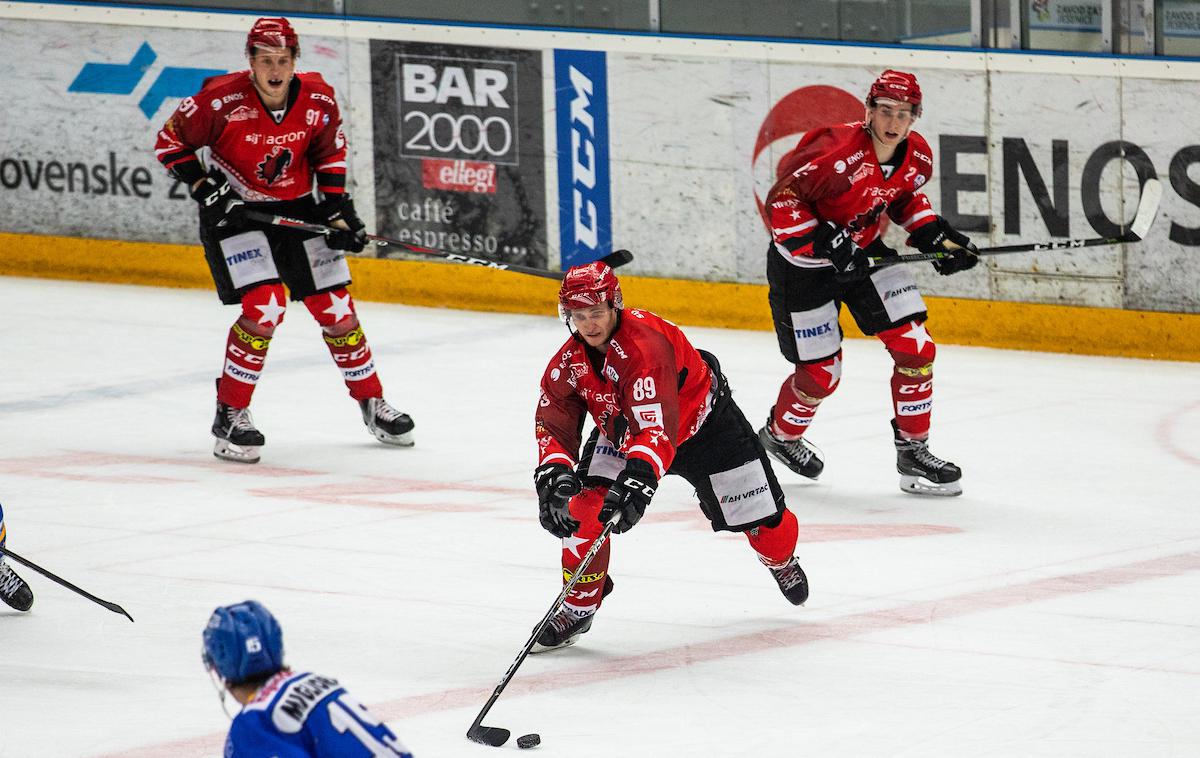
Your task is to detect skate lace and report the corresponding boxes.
[907,441,948,470]
[225,406,257,434]
[0,563,23,598]
[771,559,805,592]
[373,399,403,422]
[778,437,816,465]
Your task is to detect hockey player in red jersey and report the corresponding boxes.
[532,262,808,652]
[758,70,976,496]
[154,17,413,463]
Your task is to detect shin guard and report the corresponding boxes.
[879,320,937,440]
[305,289,383,401]
[561,487,613,616]
[745,508,799,566]
[770,354,841,439]
[217,284,285,408]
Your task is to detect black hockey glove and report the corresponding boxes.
[811,221,870,273]
[317,195,368,253]
[190,169,246,229]
[598,458,658,534]
[907,216,979,276]
[535,463,582,538]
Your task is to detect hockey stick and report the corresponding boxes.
[466,513,621,748]
[242,211,633,280]
[865,177,1163,268]
[0,546,134,622]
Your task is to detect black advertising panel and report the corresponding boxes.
[371,40,547,268]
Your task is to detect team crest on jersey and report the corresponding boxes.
[257,147,293,185]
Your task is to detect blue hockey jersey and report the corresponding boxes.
[225,670,412,757]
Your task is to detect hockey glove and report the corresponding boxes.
[190,169,246,229]
[907,217,979,276]
[598,458,658,534]
[811,221,870,273]
[535,463,582,538]
[317,195,368,253]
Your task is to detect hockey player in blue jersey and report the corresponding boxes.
[203,600,413,757]
[0,502,35,612]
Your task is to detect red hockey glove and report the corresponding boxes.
[317,196,368,253]
[812,221,870,273]
[535,463,582,538]
[907,217,979,275]
[598,458,658,534]
[190,168,246,229]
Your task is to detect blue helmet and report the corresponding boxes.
[202,600,284,684]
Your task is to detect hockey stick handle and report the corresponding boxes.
[0,546,134,622]
[862,233,1133,269]
[243,211,633,281]
[467,515,620,740]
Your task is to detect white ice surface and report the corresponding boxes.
[0,276,1198,758]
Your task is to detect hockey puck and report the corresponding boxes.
[516,733,541,749]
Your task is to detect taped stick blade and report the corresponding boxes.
[1129,178,1163,241]
[600,249,633,269]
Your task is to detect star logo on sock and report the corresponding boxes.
[902,321,932,354]
[323,293,354,322]
[255,293,286,326]
[561,534,587,559]
[821,355,842,386]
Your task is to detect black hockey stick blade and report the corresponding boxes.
[0,546,134,622]
[466,725,510,747]
[243,211,634,280]
[865,178,1163,269]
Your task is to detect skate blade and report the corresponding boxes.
[899,474,962,497]
[369,427,415,447]
[530,633,581,654]
[213,438,262,464]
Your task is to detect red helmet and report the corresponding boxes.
[246,17,299,57]
[866,70,921,115]
[558,261,623,313]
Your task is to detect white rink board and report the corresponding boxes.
[1,2,1199,312]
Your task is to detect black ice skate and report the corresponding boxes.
[758,416,824,479]
[359,398,415,446]
[212,395,265,464]
[0,560,34,612]
[531,575,613,653]
[893,420,962,496]
[765,555,809,606]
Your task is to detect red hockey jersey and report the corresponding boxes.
[154,71,346,201]
[536,309,715,480]
[765,122,936,268]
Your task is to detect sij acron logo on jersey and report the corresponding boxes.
[257,147,293,185]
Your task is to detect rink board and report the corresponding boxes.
[3,230,1196,362]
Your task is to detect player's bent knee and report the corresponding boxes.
[879,321,937,367]
[793,353,842,398]
[304,288,357,329]
[569,487,607,537]
[239,283,287,334]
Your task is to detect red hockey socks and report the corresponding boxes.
[745,508,799,566]
[561,487,612,616]
[218,320,272,408]
[770,354,841,439]
[879,320,937,440]
[305,290,383,401]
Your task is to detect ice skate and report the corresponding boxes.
[531,606,595,653]
[212,398,265,464]
[0,560,34,612]
[759,416,824,479]
[893,420,962,496]
[359,398,415,446]
[764,555,809,606]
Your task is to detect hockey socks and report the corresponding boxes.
[879,320,937,440]
[560,487,613,617]
[218,321,271,408]
[745,508,799,566]
[770,355,840,439]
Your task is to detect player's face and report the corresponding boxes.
[568,304,618,349]
[868,102,916,148]
[249,47,296,104]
